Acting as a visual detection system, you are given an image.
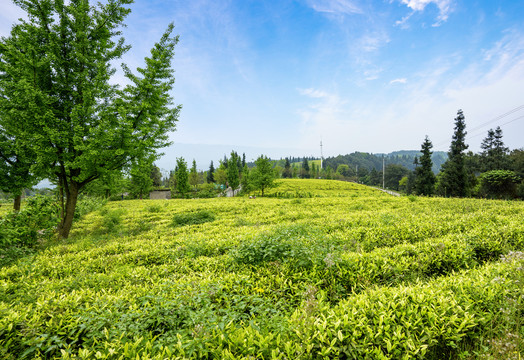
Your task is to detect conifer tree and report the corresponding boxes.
[175,158,190,196]
[439,110,469,197]
[480,126,510,171]
[301,158,310,179]
[207,161,215,183]
[189,160,199,188]
[282,157,292,178]
[414,136,436,196]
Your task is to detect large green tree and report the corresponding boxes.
[439,110,469,197]
[413,136,436,196]
[227,151,240,191]
[384,164,409,191]
[250,155,276,196]
[0,0,180,237]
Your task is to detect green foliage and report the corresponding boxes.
[1,180,523,358]
[439,110,470,197]
[414,136,436,196]
[250,155,276,196]
[0,1,180,238]
[480,126,510,172]
[232,226,318,268]
[150,165,163,187]
[479,170,520,199]
[175,157,190,196]
[189,160,199,188]
[227,151,240,191]
[74,196,108,221]
[172,210,216,227]
[100,209,126,234]
[207,161,215,183]
[384,164,410,190]
[0,195,59,267]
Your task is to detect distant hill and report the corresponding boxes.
[322,150,447,174]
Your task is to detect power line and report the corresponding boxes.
[464,114,524,142]
[433,104,524,150]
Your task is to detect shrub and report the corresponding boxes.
[172,210,215,227]
[0,195,60,266]
[479,170,520,199]
[74,196,107,220]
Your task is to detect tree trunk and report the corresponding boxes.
[58,176,65,220]
[58,182,79,239]
[13,194,21,212]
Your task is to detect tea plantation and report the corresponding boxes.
[1,180,523,359]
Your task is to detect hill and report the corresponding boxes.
[323,150,447,173]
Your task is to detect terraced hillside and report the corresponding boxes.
[1,180,523,359]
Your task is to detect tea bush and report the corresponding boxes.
[1,180,523,358]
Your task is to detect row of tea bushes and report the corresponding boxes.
[2,258,521,359]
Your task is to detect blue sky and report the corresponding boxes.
[2,0,524,171]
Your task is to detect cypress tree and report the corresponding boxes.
[207,161,215,183]
[439,110,469,197]
[414,136,436,196]
[175,158,190,196]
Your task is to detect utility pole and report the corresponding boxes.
[382,156,385,189]
[320,139,324,169]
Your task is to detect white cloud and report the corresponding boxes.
[398,0,453,26]
[305,0,363,15]
[298,88,331,98]
[359,32,391,52]
[390,78,407,84]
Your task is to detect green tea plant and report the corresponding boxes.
[1,180,523,359]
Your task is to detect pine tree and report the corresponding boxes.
[175,158,190,196]
[481,126,510,171]
[414,136,436,196]
[282,158,292,178]
[207,161,215,183]
[439,110,469,197]
[189,160,199,188]
[301,158,310,179]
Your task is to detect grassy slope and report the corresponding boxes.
[1,179,523,359]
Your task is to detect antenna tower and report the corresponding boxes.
[320,140,324,169]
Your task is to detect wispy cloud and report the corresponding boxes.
[304,0,363,15]
[359,32,391,52]
[397,0,454,27]
[298,88,331,98]
[390,78,407,84]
